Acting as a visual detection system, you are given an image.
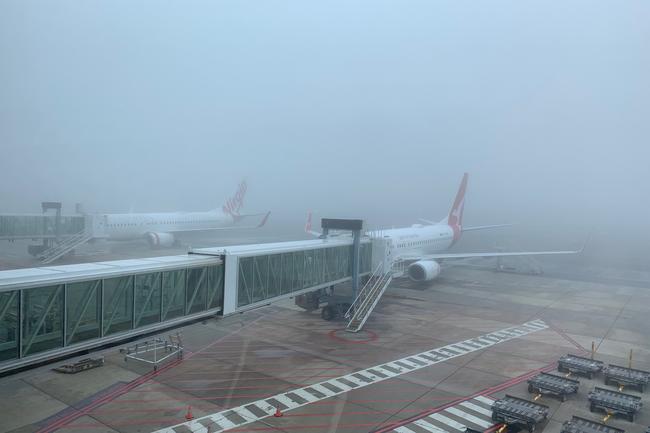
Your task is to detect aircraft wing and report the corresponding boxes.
[462,223,512,232]
[233,211,271,227]
[417,219,513,232]
[171,211,270,233]
[398,247,583,262]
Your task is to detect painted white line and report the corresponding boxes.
[412,355,436,365]
[272,394,298,409]
[414,418,448,433]
[329,379,354,390]
[232,406,258,421]
[396,359,421,369]
[374,366,398,376]
[454,343,476,351]
[150,320,546,433]
[343,374,369,386]
[358,371,382,381]
[187,421,208,433]
[212,416,236,429]
[385,362,407,372]
[309,383,336,397]
[474,395,495,406]
[446,407,492,428]
[428,412,467,431]
[395,426,419,433]
[251,401,273,414]
[460,400,492,417]
[291,388,317,402]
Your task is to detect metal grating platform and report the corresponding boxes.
[561,416,625,433]
[492,395,549,433]
[527,372,580,401]
[604,364,649,392]
[588,387,643,422]
[558,354,605,379]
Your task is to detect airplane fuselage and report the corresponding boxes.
[378,224,455,262]
[102,211,234,241]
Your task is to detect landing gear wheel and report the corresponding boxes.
[321,306,336,321]
[527,384,534,393]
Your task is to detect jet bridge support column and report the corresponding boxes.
[351,229,360,299]
[321,218,364,300]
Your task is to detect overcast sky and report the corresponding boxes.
[1,1,649,238]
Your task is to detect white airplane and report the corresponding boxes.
[100,181,270,247]
[306,173,582,282]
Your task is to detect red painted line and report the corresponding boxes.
[38,358,183,433]
[121,382,436,403]
[129,379,427,393]
[546,321,589,354]
[59,418,391,431]
[157,366,348,378]
[61,420,396,430]
[328,329,379,344]
[113,392,298,404]
[88,396,458,416]
[130,383,308,393]
[227,421,392,431]
[38,314,268,433]
[372,362,556,433]
[165,373,343,384]
[114,381,447,404]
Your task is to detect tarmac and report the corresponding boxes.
[0,263,649,433]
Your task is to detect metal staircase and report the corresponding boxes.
[38,230,93,264]
[344,263,392,333]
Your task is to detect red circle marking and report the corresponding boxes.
[328,329,378,344]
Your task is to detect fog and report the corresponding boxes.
[1,1,649,267]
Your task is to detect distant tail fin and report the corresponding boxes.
[304,211,322,237]
[222,180,247,217]
[445,173,468,241]
[448,173,467,227]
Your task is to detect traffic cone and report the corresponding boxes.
[185,405,194,420]
[274,406,283,417]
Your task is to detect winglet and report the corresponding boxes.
[578,232,592,253]
[257,211,271,228]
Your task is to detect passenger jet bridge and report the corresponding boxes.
[0,232,376,374]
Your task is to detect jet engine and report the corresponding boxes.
[146,232,175,248]
[407,260,441,282]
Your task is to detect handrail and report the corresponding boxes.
[350,271,389,319]
[39,230,93,263]
[349,275,392,332]
[344,261,383,319]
